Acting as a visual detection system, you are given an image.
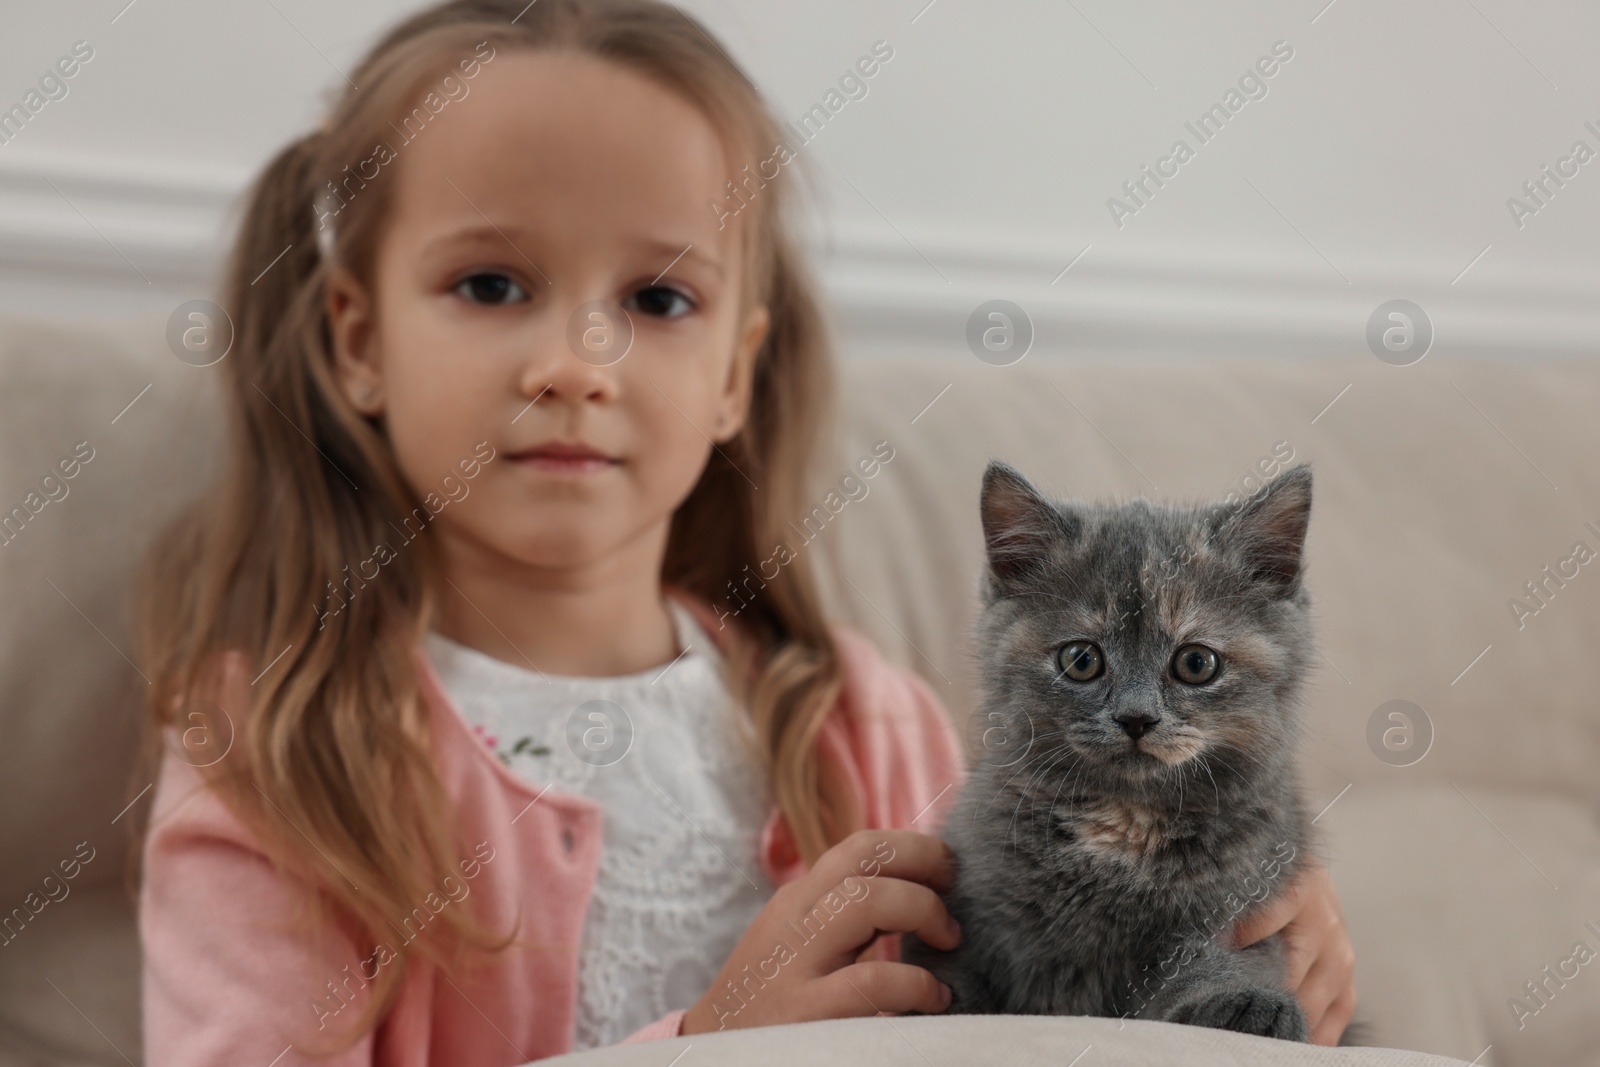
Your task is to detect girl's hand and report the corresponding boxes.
[681,829,961,1034]
[1232,857,1356,1046]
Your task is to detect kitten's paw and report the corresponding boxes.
[1170,985,1309,1042]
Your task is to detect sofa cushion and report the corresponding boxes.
[542,1014,1475,1066]
[1325,784,1600,1066]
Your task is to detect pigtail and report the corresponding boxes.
[135,69,502,1057]
[226,133,325,346]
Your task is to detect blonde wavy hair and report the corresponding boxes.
[133,0,852,1046]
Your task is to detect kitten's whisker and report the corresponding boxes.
[1023,749,1071,795]
[1198,754,1223,814]
[1008,781,1034,856]
[1049,755,1088,812]
[1047,755,1087,827]
[995,757,1043,801]
[991,735,1067,796]
[1069,754,1093,815]
[1011,750,1075,852]
[1210,744,1272,778]
[1008,582,1091,607]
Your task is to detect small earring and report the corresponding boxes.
[357,385,376,405]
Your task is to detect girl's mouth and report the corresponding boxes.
[508,441,620,476]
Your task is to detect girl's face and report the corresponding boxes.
[326,49,769,576]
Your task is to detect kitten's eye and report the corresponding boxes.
[1172,644,1220,685]
[454,272,528,305]
[1056,641,1104,682]
[624,285,694,319]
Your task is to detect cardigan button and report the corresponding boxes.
[562,828,575,854]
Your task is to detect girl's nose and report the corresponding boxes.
[519,301,627,404]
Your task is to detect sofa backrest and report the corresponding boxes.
[804,355,1600,813]
[3,315,1598,912]
[0,315,221,907]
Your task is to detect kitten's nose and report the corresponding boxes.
[1114,709,1160,740]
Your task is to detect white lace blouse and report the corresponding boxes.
[421,599,773,1049]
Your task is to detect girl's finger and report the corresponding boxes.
[803,876,957,966]
[1232,873,1306,948]
[811,960,951,1020]
[1294,930,1356,1028]
[808,828,956,896]
[1280,915,1323,991]
[1281,882,1346,992]
[1311,984,1357,1047]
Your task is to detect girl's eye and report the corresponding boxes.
[454,272,528,305]
[623,285,694,319]
[1172,644,1221,685]
[1056,641,1104,682]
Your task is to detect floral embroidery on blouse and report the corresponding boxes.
[473,722,550,766]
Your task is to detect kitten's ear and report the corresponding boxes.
[980,462,1081,595]
[1208,464,1313,596]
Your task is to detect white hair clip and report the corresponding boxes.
[315,215,336,259]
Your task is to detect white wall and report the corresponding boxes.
[1,0,1596,360]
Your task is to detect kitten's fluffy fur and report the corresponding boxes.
[905,462,1320,1041]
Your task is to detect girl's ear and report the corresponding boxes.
[714,303,769,443]
[325,266,385,415]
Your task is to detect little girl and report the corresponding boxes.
[134,1,1355,1063]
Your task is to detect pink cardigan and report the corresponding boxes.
[139,592,966,1065]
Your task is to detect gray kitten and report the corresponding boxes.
[905,461,1321,1042]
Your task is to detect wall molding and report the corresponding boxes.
[3,151,1596,358]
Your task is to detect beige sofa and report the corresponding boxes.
[3,314,1598,1066]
